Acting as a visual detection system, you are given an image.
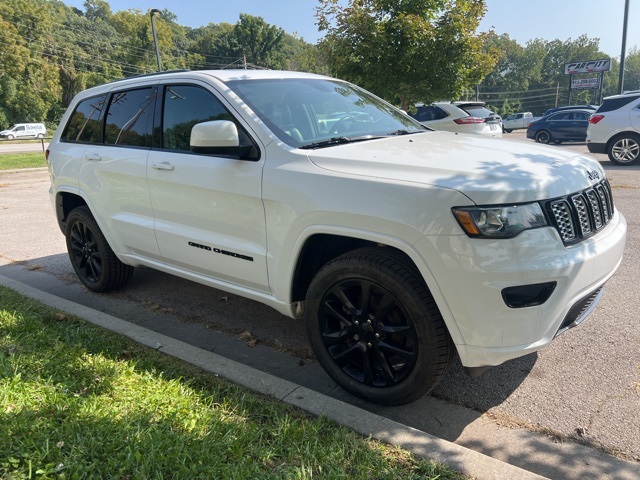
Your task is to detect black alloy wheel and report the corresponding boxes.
[305,248,454,405]
[535,130,551,144]
[65,206,133,292]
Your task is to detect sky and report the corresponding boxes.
[63,0,637,59]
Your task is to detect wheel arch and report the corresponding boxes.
[55,191,88,234]
[286,229,463,345]
[606,130,640,150]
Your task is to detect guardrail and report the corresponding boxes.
[0,137,49,152]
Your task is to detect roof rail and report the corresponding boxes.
[107,69,191,85]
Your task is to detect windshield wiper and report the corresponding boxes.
[386,129,424,135]
[299,135,382,149]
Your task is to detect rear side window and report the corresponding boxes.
[104,88,156,147]
[62,95,106,143]
[596,95,640,113]
[413,105,448,122]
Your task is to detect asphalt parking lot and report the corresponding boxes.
[1,132,639,479]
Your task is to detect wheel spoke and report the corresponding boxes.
[378,339,416,362]
[330,341,361,361]
[86,252,102,281]
[321,327,351,347]
[378,323,412,335]
[321,299,351,326]
[360,281,373,317]
[330,284,357,316]
[373,349,398,384]
[361,349,375,385]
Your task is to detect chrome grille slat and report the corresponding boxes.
[546,180,614,245]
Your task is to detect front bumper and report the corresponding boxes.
[414,209,627,368]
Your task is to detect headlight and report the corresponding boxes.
[452,203,548,238]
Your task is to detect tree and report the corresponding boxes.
[0,0,61,125]
[214,14,286,68]
[619,47,640,92]
[478,35,614,115]
[316,0,498,109]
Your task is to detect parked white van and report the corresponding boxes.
[0,123,47,139]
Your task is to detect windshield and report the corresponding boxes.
[226,78,426,148]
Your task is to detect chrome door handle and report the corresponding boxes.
[85,153,102,161]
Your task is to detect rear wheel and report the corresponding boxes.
[65,206,133,292]
[305,248,455,405]
[37,133,44,139]
[608,133,640,165]
[535,130,551,144]
[504,128,513,133]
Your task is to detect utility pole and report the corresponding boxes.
[150,9,162,72]
[618,0,630,94]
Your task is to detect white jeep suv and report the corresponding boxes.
[587,91,640,165]
[47,70,626,405]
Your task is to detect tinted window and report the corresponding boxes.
[104,88,155,147]
[573,112,590,120]
[62,95,107,143]
[162,85,234,151]
[549,112,571,121]
[596,95,640,113]
[460,105,495,118]
[413,105,448,122]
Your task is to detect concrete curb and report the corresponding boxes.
[0,274,547,480]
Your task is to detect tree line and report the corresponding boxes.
[0,0,638,129]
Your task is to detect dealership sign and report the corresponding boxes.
[564,59,612,75]
[571,77,601,90]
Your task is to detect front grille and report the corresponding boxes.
[546,180,614,245]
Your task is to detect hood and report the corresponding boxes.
[307,131,604,205]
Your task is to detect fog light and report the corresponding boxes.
[502,282,557,308]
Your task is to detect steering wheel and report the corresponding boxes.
[330,115,356,134]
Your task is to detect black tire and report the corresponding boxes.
[504,129,513,133]
[608,133,640,166]
[305,248,455,405]
[535,130,551,144]
[553,140,562,144]
[65,206,133,292]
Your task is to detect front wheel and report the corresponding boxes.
[37,133,44,139]
[6,134,14,140]
[305,248,455,405]
[535,130,551,144]
[65,206,134,292]
[608,134,640,165]
[504,128,513,133]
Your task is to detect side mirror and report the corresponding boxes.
[190,120,253,158]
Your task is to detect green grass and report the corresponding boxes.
[0,286,465,479]
[0,152,47,170]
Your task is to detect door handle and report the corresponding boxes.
[152,162,175,171]
[85,153,102,161]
